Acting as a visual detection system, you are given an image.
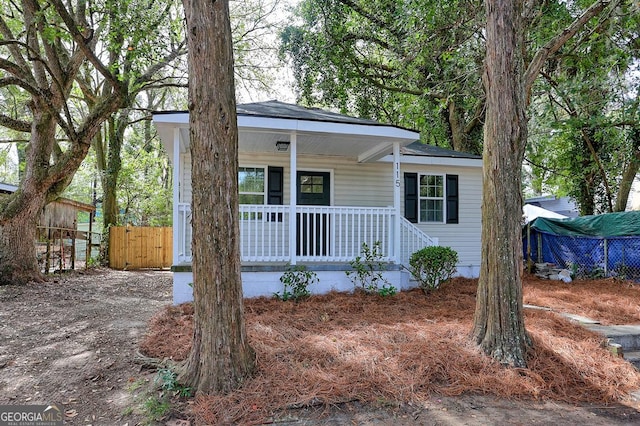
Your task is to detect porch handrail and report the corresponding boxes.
[175,203,437,266]
[295,205,395,262]
[399,217,439,268]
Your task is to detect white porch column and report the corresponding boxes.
[289,132,298,265]
[393,142,401,262]
[172,127,181,265]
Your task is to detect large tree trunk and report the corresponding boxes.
[0,194,45,285]
[472,0,531,367]
[0,111,58,285]
[179,0,256,393]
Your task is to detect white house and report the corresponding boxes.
[153,101,483,303]
[627,176,640,211]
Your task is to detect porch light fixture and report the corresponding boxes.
[275,141,290,152]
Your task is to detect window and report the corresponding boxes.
[419,175,444,222]
[299,175,325,194]
[238,167,265,204]
[404,173,458,224]
[239,167,265,220]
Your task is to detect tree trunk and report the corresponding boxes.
[0,108,58,284]
[448,98,483,155]
[614,129,640,212]
[99,113,127,265]
[179,0,256,393]
[472,0,531,367]
[0,194,44,285]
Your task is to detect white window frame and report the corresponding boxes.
[418,173,445,223]
[238,165,267,205]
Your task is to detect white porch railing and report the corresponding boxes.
[399,217,439,268]
[176,203,436,265]
[176,203,192,263]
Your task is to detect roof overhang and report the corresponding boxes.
[0,182,95,211]
[378,153,482,168]
[153,112,420,163]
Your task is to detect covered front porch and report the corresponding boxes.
[175,203,437,267]
[154,101,443,302]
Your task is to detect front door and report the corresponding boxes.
[297,171,330,256]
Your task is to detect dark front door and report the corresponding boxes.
[297,171,330,256]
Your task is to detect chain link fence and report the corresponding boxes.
[524,231,640,280]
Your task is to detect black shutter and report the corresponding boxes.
[446,174,459,224]
[268,166,284,205]
[404,173,418,223]
[268,167,284,222]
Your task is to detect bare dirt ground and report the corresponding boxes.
[0,269,172,425]
[1,269,639,425]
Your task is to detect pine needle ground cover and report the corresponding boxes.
[140,276,640,424]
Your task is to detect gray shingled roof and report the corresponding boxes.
[236,100,395,127]
[402,141,481,159]
[155,101,482,159]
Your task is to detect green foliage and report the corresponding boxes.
[523,1,640,213]
[86,256,100,268]
[125,368,190,425]
[280,0,485,153]
[141,396,170,423]
[346,241,397,297]
[409,246,458,294]
[0,145,18,184]
[155,368,192,398]
[117,135,173,226]
[275,265,317,301]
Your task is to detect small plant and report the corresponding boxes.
[409,246,458,294]
[155,367,192,398]
[376,284,398,297]
[588,266,606,279]
[275,265,317,301]
[347,241,397,296]
[142,396,171,422]
[86,256,100,268]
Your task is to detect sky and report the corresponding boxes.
[233,0,299,104]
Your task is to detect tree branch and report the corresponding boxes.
[0,114,31,133]
[524,0,614,94]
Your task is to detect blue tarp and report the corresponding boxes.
[524,212,640,278]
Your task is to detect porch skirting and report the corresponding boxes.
[170,262,409,304]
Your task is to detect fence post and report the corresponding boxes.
[86,212,94,268]
[537,233,542,263]
[71,221,76,270]
[45,227,51,273]
[59,228,64,271]
[526,223,532,273]
[603,238,608,277]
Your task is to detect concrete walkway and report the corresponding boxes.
[524,304,640,369]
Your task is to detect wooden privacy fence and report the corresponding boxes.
[109,226,172,269]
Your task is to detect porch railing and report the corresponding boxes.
[399,217,439,268]
[176,203,436,265]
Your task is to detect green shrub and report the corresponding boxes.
[346,241,397,297]
[409,246,458,294]
[275,265,317,301]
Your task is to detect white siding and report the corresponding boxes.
[182,152,395,208]
[178,151,482,273]
[401,164,482,273]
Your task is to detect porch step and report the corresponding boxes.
[583,324,640,370]
[584,324,640,352]
[625,351,640,369]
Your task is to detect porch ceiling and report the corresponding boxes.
[154,111,419,163]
